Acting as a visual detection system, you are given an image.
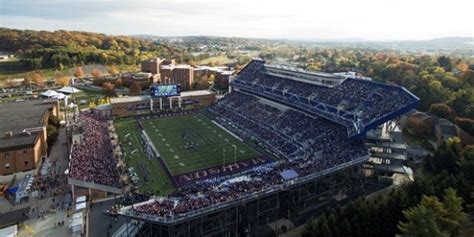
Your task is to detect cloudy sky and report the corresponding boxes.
[1,0,472,41]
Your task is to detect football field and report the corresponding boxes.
[115,117,174,195]
[142,113,259,175]
[115,112,261,195]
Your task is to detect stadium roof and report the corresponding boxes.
[0,100,58,151]
[110,95,150,104]
[180,90,213,97]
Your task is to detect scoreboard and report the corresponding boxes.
[150,84,181,97]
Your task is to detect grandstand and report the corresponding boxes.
[111,58,419,236]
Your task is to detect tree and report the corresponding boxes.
[48,115,60,127]
[91,68,102,78]
[426,140,460,174]
[108,66,119,75]
[102,82,115,96]
[74,67,84,78]
[450,89,474,118]
[115,78,123,88]
[406,116,432,137]
[129,82,142,95]
[5,79,15,88]
[21,77,31,87]
[55,75,69,86]
[46,124,59,148]
[442,188,466,235]
[208,74,216,83]
[398,202,449,237]
[454,117,474,135]
[429,103,454,120]
[31,72,45,88]
[437,56,453,71]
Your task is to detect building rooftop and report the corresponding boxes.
[0,100,57,151]
[110,95,151,104]
[110,90,214,104]
[180,90,213,96]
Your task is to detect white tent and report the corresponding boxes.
[40,89,60,98]
[57,86,82,94]
[53,92,67,100]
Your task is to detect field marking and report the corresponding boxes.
[211,120,243,142]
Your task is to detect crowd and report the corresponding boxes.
[69,113,121,188]
[234,59,416,129]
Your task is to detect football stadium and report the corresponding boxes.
[67,58,419,236]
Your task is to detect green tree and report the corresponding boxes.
[48,115,60,128]
[46,124,59,148]
[398,203,448,237]
[442,188,466,235]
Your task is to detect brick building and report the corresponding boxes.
[141,58,163,74]
[121,72,159,87]
[0,100,59,176]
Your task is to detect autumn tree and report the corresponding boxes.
[115,79,123,88]
[5,79,15,88]
[406,116,432,137]
[55,76,70,86]
[208,74,216,83]
[129,82,142,95]
[102,82,116,96]
[108,66,119,75]
[91,69,102,78]
[21,76,31,87]
[429,103,454,120]
[31,72,45,88]
[454,117,474,135]
[74,67,84,78]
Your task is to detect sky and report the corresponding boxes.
[1,0,473,41]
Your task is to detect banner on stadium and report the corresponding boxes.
[174,156,272,186]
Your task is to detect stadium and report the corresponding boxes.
[67,59,419,236]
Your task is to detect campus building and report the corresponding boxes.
[121,72,160,87]
[160,65,194,91]
[140,58,163,75]
[0,100,60,177]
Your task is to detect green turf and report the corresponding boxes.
[142,113,260,175]
[115,117,174,195]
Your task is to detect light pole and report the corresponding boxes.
[232,144,237,164]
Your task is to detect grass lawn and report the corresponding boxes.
[142,113,260,175]
[115,117,174,195]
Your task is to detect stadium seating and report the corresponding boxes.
[232,59,419,137]
[69,113,121,188]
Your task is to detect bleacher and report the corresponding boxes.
[232,59,419,138]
